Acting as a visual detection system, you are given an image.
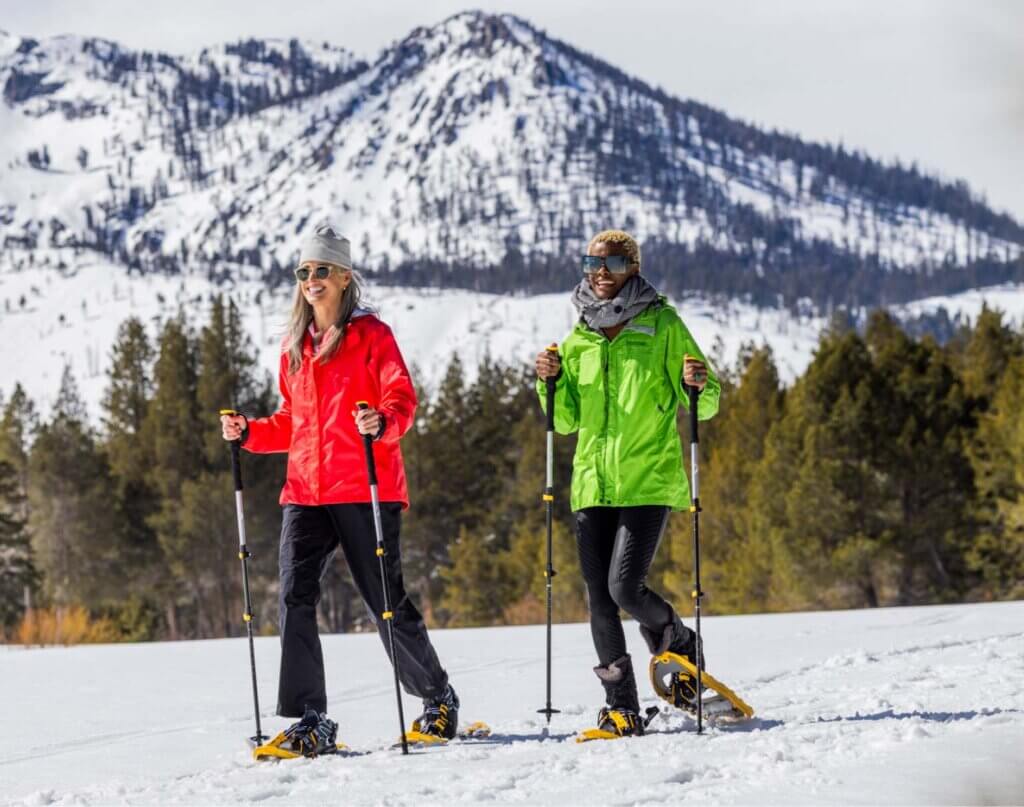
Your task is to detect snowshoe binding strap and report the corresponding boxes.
[402,685,460,745]
[406,703,452,743]
[576,706,658,742]
[254,708,340,760]
[600,707,641,736]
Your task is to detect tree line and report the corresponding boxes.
[1,301,1022,642]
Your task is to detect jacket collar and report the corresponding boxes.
[301,311,375,359]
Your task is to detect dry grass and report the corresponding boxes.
[12,607,122,646]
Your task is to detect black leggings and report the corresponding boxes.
[276,503,448,718]
[575,505,676,666]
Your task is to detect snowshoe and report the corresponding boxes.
[649,652,754,721]
[576,706,659,742]
[400,684,460,746]
[253,708,348,761]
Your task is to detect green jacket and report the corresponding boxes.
[538,297,720,512]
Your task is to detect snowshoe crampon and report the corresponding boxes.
[576,707,659,743]
[649,651,753,721]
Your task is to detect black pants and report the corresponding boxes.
[575,505,676,668]
[277,502,448,718]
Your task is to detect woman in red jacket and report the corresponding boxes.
[221,224,457,755]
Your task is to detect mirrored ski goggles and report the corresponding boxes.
[581,255,634,274]
[294,264,346,282]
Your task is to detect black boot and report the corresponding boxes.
[593,655,645,736]
[412,684,460,739]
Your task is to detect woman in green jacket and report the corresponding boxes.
[535,229,720,737]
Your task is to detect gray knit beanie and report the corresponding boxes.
[298,223,352,269]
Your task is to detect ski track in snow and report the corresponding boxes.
[3,602,1024,805]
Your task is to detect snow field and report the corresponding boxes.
[2,601,1022,805]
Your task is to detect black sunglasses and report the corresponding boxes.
[581,255,633,274]
[294,265,340,282]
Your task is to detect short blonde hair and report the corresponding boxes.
[587,229,641,269]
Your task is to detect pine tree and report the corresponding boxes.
[950,305,1024,408]
[173,295,277,638]
[968,354,1024,598]
[143,315,202,637]
[749,329,892,609]
[438,526,516,626]
[28,366,116,609]
[101,316,163,633]
[663,345,784,613]
[103,317,153,482]
[865,311,975,603]
[402,354,471,610]
[195,296,266,467]
[0,383,37,530]
[0,458,39,629]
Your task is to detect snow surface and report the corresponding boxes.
[895,283,1024,328]
[3,601,1023,805]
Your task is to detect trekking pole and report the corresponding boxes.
[686,385,705,735]
[537,345,560,728]
[356,402,409,755]
[220,408,268,747]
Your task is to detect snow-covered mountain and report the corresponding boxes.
[2,12,1023,415]
[2,12,1021,288]
[5,602,1024,804]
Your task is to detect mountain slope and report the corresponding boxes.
[1,12,1021,311]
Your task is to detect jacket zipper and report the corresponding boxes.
[601,340,610,504]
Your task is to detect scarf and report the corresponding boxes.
[571,274,660,331]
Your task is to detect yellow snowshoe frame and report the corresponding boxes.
[576,709,635,743]
[649,651,754,720]
[396,720,492,748]
[252,729,349,761]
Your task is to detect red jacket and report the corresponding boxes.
[244,314,417,508]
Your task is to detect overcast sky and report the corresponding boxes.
[5,0,1022,218]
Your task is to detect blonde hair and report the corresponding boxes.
[285,267,370,374]
[588,229,641,269]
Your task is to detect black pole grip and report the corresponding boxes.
[544,346,558,432]
[545,378,555,432]
[687,384,699,443]
[230,439,243,492]
[356,402,379,486]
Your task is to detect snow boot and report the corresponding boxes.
[278,707,339,757]
[594,654,641,715]
[411,683,460,740]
